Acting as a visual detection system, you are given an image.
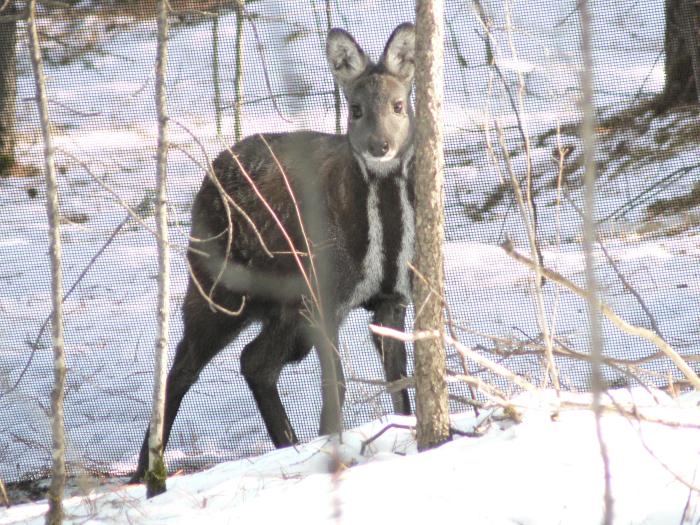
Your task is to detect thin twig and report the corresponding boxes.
[171,122,274,255]
[1,209,137,401]
[259,135,322,311]
[56,148,191,253]
[241,3,292,124]
[349,375,489,410]
[564,192,663,337]
[218,136,320,308]
[21,96,101,117]
[360,424,414,455]
[501,240,700,391]
[609,396,700,493]
[0,477,8,507]
[496,123,560,391]
[369,324,538,394]
[597,240,663,337]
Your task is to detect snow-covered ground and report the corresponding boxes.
[2,389,700,524]
[1,0,699,499]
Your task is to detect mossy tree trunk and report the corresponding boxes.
[146,0,170,499]
[0,1,18,176]
[661,0,700,107]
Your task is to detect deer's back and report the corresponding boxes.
[189,131,377,307]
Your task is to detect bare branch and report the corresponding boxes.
[0,209,137,401]
[170,121,274,256]
[496,124,560,391]
[259,135,322,308]
[21,96,102,117]
[564,193,663,337]
[501,240,700,391]
[240,3,292,124]
[56,148,193,254]
[217,135,320,308]
[369,324,538,394]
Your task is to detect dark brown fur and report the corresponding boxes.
[132,24,416,482]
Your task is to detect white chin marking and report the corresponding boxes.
[360,153,400,177]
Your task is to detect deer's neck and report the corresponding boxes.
[354,145,414,182]
[342,145,415,311]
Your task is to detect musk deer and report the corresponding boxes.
[133,23,417,480]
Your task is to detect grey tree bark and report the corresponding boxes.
[413,0,450,451]
[27,0,66,523]
[661,0,700,107]
[146,0,170,499]
[0,1,17,177]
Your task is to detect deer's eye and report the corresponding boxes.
[351,104,363,119]
[393,101,404,114]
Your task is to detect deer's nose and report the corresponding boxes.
[369,139,390,158]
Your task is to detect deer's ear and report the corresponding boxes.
[326,28,369,91]
[381,23,415,85]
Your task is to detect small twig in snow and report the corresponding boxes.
[0,478,8,507]
[360,424,414,455]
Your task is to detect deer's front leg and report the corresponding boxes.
[370,294,411,415]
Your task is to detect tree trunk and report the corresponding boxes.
[413,0,450,451]
[212,11,222,136]
[0,1,17,176]
[325,0,341,135]
[661,0,700,107]
[146,0,170,499]
[579,1,613,523]
[27,1,66,523]
[233,0,244,143]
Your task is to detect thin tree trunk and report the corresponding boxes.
[679,0,700,104]
[325,0,341,134]
[213,10,222,136]
[413,0,450,451]
[233,0,244,143]
[579,2,613,523]
[661,0,700,107]
[146,0,170,499]
[27,1,66,523]
[0,0,17,176]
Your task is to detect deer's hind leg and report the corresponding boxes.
[240,307,313,447]
[132,281,252,481]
